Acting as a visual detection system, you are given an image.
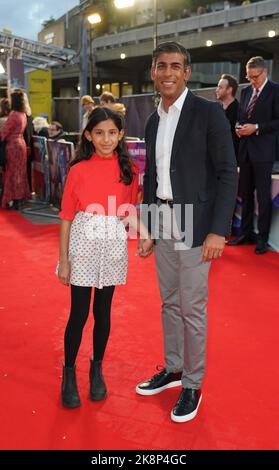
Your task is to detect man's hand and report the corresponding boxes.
[137,238,154,258]
[236,123,257,137]
[58,260,70,285]
[202,233,225,263]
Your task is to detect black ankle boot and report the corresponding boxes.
[89,358,107,401]
[61,365,81,408]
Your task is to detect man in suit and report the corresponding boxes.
[227,56,279,254]
[136,42,238,422]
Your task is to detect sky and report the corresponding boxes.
[0,0,78,41]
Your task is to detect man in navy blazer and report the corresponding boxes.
[227,56,279,254]
[136,42,237,423]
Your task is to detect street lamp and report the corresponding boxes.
[87,13,101,97]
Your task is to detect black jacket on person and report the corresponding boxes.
[238,80,279,163]
[143,90,238,247]
[225,99,239,160]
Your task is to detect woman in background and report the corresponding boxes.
[0,90,30,210]
[0,98,11,193]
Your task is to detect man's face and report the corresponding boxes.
[215,79,230,101]
[245,67,267,89]
[151,52,191,104]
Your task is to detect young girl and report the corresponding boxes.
[58,107,151,408]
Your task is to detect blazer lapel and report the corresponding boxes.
[170,91,195,168]
[253,80,271,107]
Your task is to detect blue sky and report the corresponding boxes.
[0,0,78,41]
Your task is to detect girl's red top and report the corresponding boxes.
[59,152,139,220]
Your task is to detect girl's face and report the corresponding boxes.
[85,119,124,157]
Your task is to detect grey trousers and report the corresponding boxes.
[154,207,211,389]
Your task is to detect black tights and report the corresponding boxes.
[64,284,115,367]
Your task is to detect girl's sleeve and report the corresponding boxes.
[59,167,78,220]
[130,163,139,206]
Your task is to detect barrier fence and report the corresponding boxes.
[24,139,145,218]
[25,137,279,251]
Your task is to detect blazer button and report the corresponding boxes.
[170,169,176,173]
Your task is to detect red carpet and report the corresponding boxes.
[0,209,278,450]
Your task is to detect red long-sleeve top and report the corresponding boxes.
[59,152,139,220]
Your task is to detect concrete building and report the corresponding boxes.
[37,0,279,98]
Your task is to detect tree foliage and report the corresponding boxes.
[41,16,56,29]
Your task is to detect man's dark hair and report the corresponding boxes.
[152,41,191,69]
[99,91,115,104]
[246,56,266,70]
[221,74,238,97]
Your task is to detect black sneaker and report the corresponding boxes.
[171,388,202,423]
[136,368,182,396]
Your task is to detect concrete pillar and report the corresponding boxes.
[271,50,279,83]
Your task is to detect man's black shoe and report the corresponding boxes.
[227,235,254,246]
[255,240,268,254]
[136,368,182,396]
[171,388,202,423]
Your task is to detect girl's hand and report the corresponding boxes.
[58,260,70,286]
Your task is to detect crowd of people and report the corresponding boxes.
[0,89,125,209]
[215,56,279,255]
[0,90,67,209]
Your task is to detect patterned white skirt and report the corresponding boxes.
[67,211,128,288]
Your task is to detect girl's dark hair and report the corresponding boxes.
[11,90,26,113]
[71,107,134,185]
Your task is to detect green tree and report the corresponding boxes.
[41,16,56,29]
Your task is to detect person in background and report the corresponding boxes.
[48,121,67,141]
[33,116,49,138]
[21,91,34,192]
[99,91,115,107]
[0,89,30,210]
[227,56,279,254]
[99,91,126,115]
[81,95,95,130]
[215,74,239,159]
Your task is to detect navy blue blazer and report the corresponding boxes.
[142,91,238,247]
[238,80,279,163]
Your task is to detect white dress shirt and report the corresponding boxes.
[156,87,188,200]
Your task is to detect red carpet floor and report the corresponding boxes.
[0,209,279,450]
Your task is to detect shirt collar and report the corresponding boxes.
[254,77,268,93]
[157,87,188,117]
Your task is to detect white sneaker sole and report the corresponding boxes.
[171,394,202,423]
[135,380,182,396]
